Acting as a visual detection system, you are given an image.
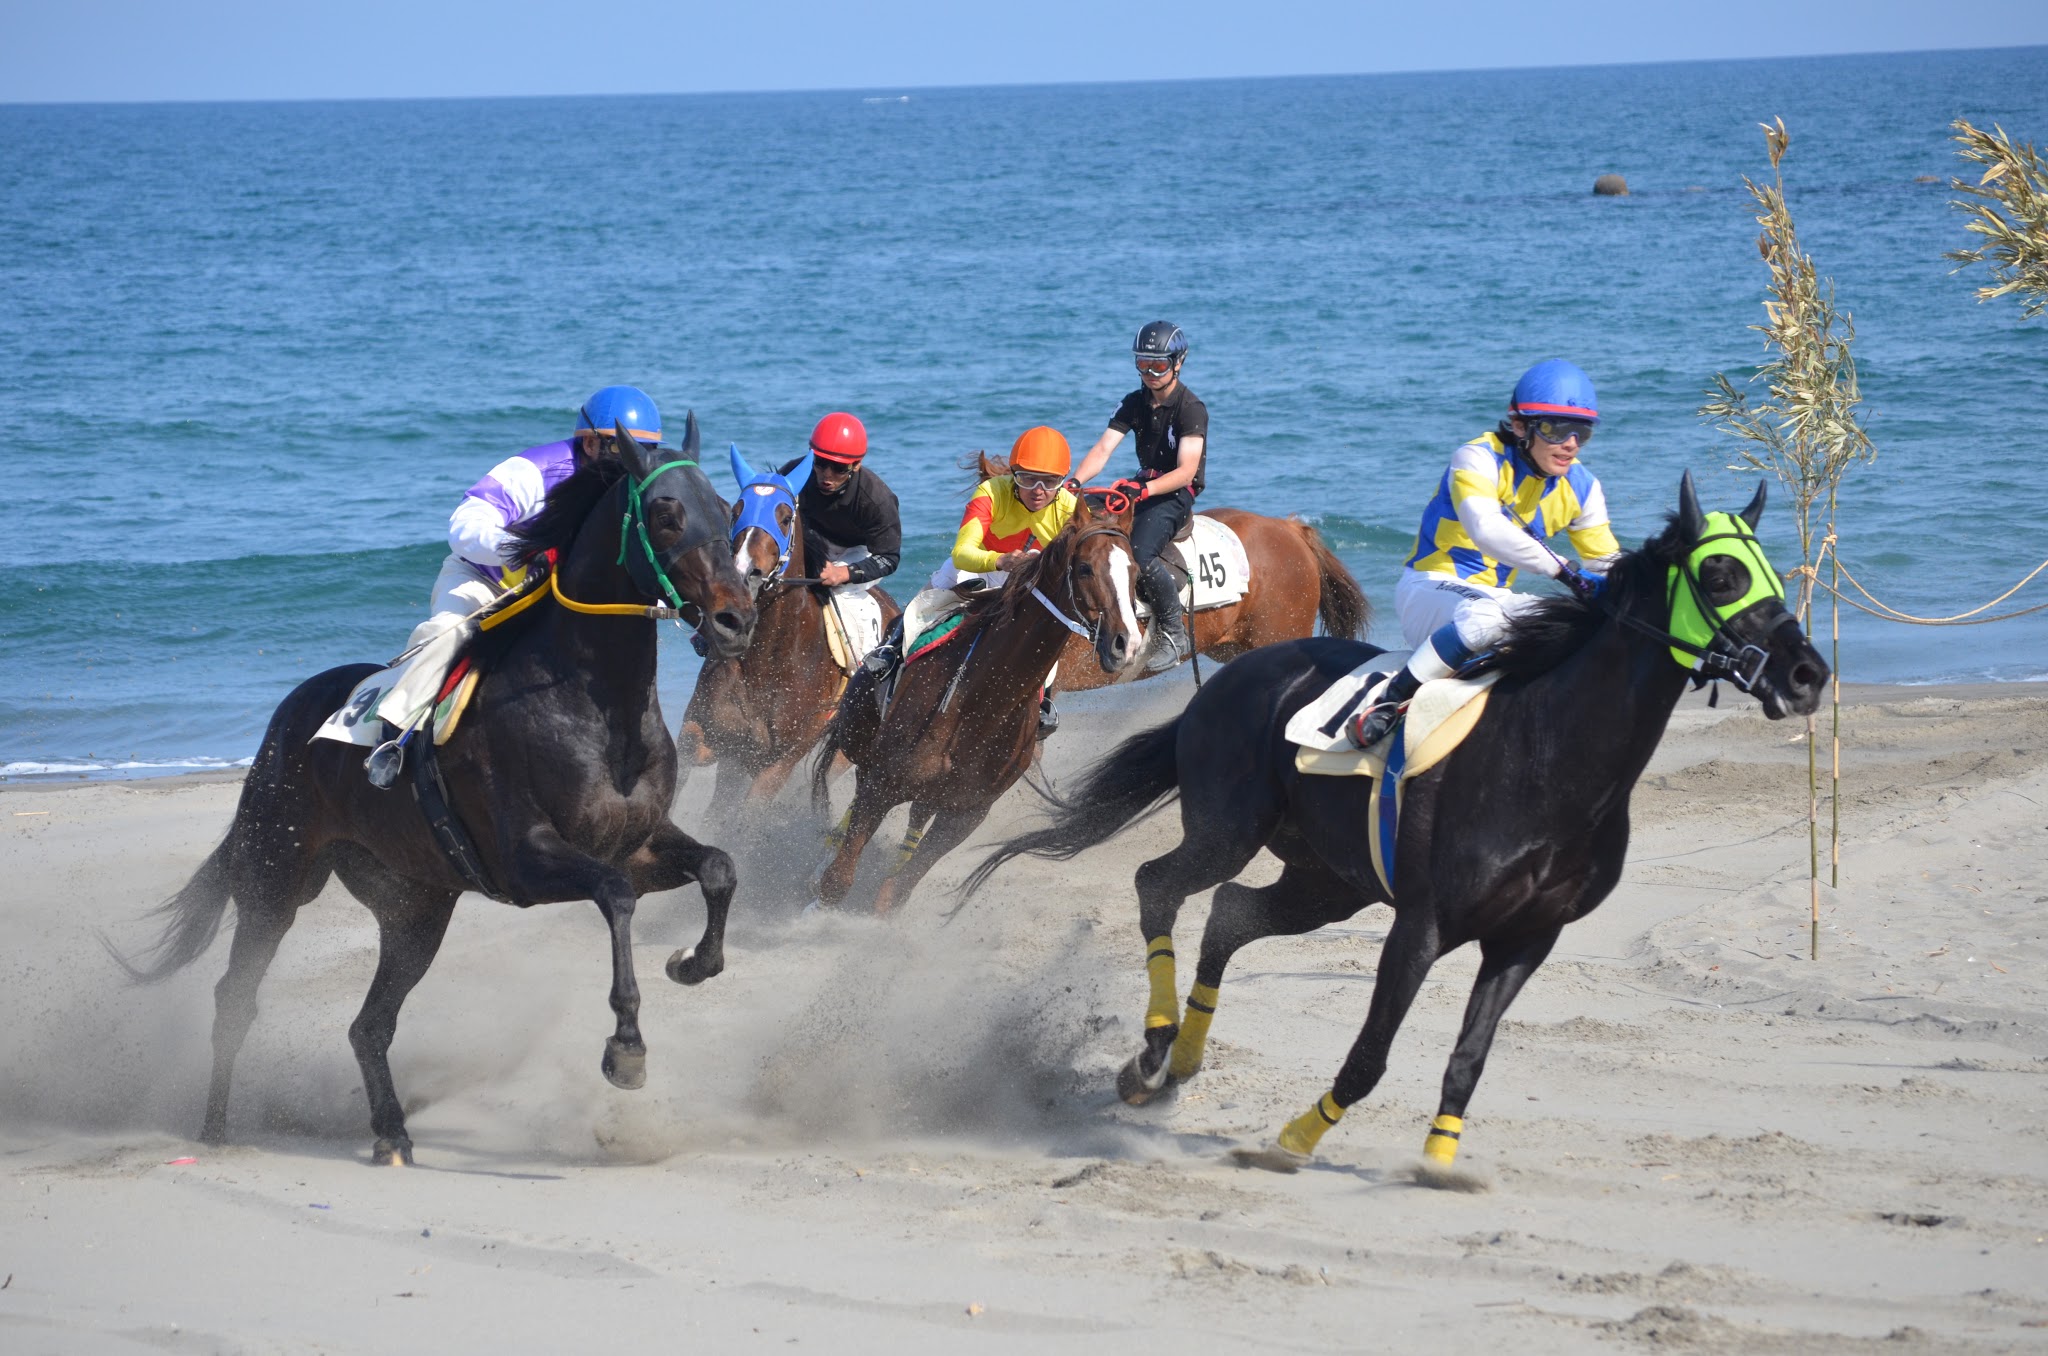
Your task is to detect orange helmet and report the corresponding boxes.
[1009,426,1071,478]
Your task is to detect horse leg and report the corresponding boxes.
[342,879,459,1166]
[870,802,976,917]
[1117,829,1267,1105]
[1241,905,1442,1172]
[1171,858,1367,1083]
[505,826,650,1092]
[201,823,330,1145]
[628,824,739,988]
[810,777,894,911]
[1422,925,1561,1167]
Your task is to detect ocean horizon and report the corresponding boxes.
[4,46,2046,778]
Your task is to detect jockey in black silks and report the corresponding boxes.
[1071,321,1209,675]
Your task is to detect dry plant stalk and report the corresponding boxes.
[1699,118,1875,960]
[1948,119,2048,318]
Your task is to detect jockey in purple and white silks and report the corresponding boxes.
[373,386,662,731]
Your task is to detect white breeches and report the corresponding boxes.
[375,555,501,728]
[1394,568,1544,653]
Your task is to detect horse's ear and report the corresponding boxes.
[615,420,654,480]
[681,409,700,462]
[787,452,815,493]
[729,441,759,490]
[1739,479,1768,530]
[1677,470,1706,540]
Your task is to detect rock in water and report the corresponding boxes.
[1593,174,1629,196]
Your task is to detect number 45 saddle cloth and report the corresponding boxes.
[1139,514,1251,617]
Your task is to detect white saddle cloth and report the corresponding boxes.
[1133,514,1251,618]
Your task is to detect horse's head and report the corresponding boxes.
[1043,491,1143,674]
[1667,471,1829,718]
[615,412,757,659]
[727,444,808,600]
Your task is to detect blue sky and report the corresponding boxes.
[5,0,2046,103]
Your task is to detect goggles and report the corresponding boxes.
[1013,470,1065,493]
[1529,418,1595,447]
[1135,357,1176,375]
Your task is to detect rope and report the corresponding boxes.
[1801,536,2048,626]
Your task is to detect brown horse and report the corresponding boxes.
[806,494,1143,914]
[678,455,899,819]
[1053,508,1369,691]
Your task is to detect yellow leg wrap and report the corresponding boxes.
[1276,1091,1345,1158]
[1168,982,1219,1080]
[888,825,924,876]
[1423,1113,1464,1165]
[1144,936,1178,1030]
[823,806,852,854]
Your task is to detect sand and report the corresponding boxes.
[2,679,2045,1353]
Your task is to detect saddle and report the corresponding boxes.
[1285,659,1502,897]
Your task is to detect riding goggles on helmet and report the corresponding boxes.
[1013,470,1065,493]
[1530,418,1595,446]
[1135,357,1176,375]
[1665,511,1788,688]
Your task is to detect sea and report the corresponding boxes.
[4,47,2046,779]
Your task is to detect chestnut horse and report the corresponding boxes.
[1051,507,1369,691]
[678,448,900,819]
[807,494,1143,915]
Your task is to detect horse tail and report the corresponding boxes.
[1295,519,1371,639]
[958,715,1184,903]
[103,836,235,984]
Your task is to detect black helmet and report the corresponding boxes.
[1132,321,1187,365]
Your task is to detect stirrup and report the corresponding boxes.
[862,644,898,675]
[1143,625,1189,674]
[1036,699,1059,739]
[365,736,406,789]
[1346,700,1406,750]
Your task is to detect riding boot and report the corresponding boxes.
[1346,623,1471,748]
[1037,690,1059,740]
[1140,559,1190,674]
[862,616,904,675]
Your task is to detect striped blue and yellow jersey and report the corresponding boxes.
[1403,431,1620,588]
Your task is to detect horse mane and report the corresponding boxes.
[1472,514,1685,681]
[506,459,626,568]
[992,510,1091,625]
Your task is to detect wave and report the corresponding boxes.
[0,755,252,781]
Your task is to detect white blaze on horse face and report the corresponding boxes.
[1107,545,1141,652]
[733,526,768,578]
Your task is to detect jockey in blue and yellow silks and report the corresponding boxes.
[1350,360,1621,748]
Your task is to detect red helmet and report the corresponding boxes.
[808,412,868,465]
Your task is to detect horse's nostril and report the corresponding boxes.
[714,611,748,635]
[1793,662,1822,690]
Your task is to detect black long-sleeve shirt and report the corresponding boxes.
[778,459,902,584]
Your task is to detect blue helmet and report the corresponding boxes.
[575,385,662,445]
[1509,360,1600,424]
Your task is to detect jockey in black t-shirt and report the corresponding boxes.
[1071,321,1207,673]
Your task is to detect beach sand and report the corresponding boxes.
[2,680,2045,1353]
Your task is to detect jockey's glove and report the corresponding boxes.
[1557,563,1606,603]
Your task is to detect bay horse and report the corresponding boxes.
[1051,507,1370,691]
[967,474,1829,1171]
[807,493,1144,915]
[677,447,900,818]
[111,418,757,1166]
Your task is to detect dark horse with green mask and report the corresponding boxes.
[110,419,757,1166]
[966,473,1829,1171]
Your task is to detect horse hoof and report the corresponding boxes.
[199,1122,227,1147]
[603,1038,647,1091]
[370,1137,414,1167]
[1229,1144,1310,1174]
[1115,1054,1172,1106]
[800,898,828,919]
[665,947,722,986]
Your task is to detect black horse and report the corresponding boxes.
[114,418,758,1166]
[967,474,1829,1171]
